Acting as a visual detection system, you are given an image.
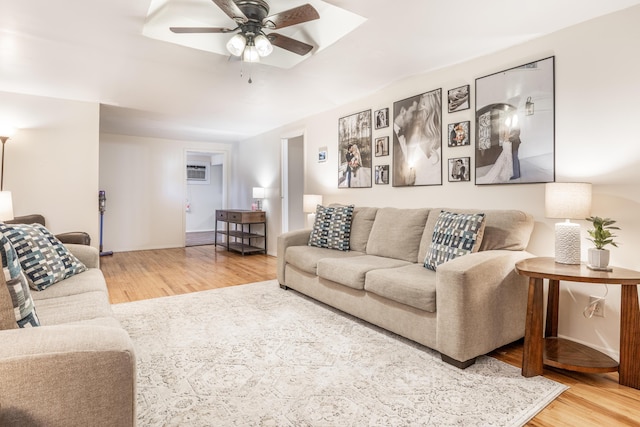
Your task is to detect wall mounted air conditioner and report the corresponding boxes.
[187,162,210,184]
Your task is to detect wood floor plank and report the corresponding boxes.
[101,246,640,426]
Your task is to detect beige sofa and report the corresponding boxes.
[0,244,135,427]
[278,207,535,368]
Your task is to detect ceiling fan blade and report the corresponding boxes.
[170,27,235,33]
[211,0,248,24]
[264,4,319,30]
[268,33,314,56]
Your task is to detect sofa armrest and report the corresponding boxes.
[277,229,312,285]
[0,325,135,427]
[65,243,100,269]
[435,250,535,363]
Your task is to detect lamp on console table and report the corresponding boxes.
[303,194,323,228]
[545,182,592,264]
[252,187,265,210]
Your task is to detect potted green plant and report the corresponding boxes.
[585,216,620,268]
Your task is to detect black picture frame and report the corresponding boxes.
[448,85,470,113]
[374,108,389,129]
[392,88,443,187]
[447,121,470,147]
[448,157,470,182]
[374,136,389,157]
[475,57,555,185]
[375,165,389,184]
[338,109,372,188]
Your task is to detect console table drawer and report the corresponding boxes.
[216,211,228,220]
[228,211,265,223]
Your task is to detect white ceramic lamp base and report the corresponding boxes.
[555,221,581,264]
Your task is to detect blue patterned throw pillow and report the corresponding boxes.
[424,211,486,271]
[308,204,354,251]
[0,223,88,291]
[0,233,39,327]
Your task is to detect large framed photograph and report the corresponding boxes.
[448,157,470,182]
[448,85,470,113]
[447,121,470,147]
[374,108,389,129]
[475,56,555,185]
[338,109,372,188]
[374,136,389,157]
[392,88,442,187]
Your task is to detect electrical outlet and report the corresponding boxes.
[589,296,605,317]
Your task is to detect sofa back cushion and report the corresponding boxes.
[366,207,430,262]
[418,208,534,261]
[349,207,378,252]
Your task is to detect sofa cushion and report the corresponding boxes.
[418,208,533,261]
[365,264,437,312]
[308,204,354,251]
[424,211,486,271]
[30,269,108,301]
[0,281,16,330]
[34,291,114,325]
[285,245,364,275]
[1,233,39,328]
[350,207,378,252]
[0,223,88,291]
[317,255,410,290]
[366,207,430,262]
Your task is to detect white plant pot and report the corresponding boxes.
[588,248,610,268]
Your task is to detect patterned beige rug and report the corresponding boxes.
[112,280,567,426]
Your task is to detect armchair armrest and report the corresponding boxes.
[0,325,135,426]
[56,231,91,246]
[435,250,535,363]
[277,229,312,285]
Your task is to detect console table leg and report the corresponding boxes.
[523,277,544,377]
[619,284,640,389]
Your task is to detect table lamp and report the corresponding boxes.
[252,187,265,210]
[303,194,323,228]
[545,182,592,264]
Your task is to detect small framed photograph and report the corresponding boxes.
[318,146,327,162]
[374,136,389,157]
[448,85,470,113]
[447,121,470,147]
[375,165,389,184]
[374,108,389,129]
[448,157,470,182]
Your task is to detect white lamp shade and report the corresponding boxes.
[0,191,14,221]
[242,44,260,63]
[252,187,265,199]
[254,34,273,57]
[226,33,246,56]
[303,194,323,213]
[545,182,592,219]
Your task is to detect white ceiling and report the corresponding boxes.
[1,0,639,142]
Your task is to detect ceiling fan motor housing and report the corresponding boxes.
[235,0,270,23]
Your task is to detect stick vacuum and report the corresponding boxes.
[99,190,113,256]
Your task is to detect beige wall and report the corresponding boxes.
[237,6,640,360]
[0,90,99,244]
[99,133,232,252]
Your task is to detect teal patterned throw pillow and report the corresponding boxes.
[308,204,354,251]
[424,211,486,271]
[0,223,87,291]
[0,232,39,327]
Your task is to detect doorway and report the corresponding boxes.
[185,150,227,246]
[281,134,305,233]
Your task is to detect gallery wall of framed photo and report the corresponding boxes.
[335,56,555,190]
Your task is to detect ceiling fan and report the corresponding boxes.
[170,0,320,62]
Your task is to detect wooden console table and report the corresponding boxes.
[214,210,266,255]
[515,257,640,389]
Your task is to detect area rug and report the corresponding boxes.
[112,280,567,426]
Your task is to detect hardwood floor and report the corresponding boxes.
[101,246,640,426]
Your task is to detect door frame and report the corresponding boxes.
[281,129,306,234]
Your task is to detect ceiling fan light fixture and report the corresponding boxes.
[226,33,246,56]
[243,44,260,62]
[254,34,273,57]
